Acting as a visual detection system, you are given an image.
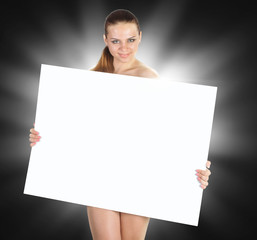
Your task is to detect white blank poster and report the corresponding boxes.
[24,64,217,226]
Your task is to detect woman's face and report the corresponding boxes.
[104,22,141,64]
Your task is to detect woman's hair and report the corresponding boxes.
[91,9,140,73]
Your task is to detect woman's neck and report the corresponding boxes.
[113,58,139,75]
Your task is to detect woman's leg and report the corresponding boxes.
[120,212,150,240]
[87,206,121,240]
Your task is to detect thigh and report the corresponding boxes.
[87,206,121,240]
[120,212,150,240]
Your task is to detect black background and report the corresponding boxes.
[1,0,256,239]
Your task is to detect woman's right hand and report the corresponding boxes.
[29,127,41,147]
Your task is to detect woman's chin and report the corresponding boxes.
[117,55,134,63]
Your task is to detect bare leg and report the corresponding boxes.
[87,206,121,240]
[120,212,150,240]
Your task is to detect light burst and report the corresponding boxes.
[1,0,254,239]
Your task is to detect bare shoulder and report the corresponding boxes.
[136,62,159,79]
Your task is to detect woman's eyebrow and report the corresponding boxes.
[110,36,136,40]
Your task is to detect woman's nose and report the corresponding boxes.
[120,42,128,50]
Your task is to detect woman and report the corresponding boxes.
[29,9,211,240]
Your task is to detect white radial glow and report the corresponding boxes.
[2,0,254,239]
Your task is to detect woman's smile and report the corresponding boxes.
[119,53,130,58]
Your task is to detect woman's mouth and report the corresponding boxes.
[119,53,130,58]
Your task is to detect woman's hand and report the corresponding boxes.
[196,160,211,189]
[29,126,41,147]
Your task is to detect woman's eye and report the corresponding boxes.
[128,39,136,42]
[112,40,119,44]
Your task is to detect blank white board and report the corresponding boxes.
[24,64,217,226]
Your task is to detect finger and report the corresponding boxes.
[196,172,209,181]
[206,160,211,169]
[30,129,41,139]
[202,169,211,177]
[29,133,41,140]
[197,177,209,187]
[29,133,41,139]
[29,137,40,143]
[30,128,39,135]
[205,169,211,177]
[196,169,211,177]
[30,142,36,147]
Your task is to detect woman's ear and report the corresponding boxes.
[139,31,142,43]
[103,34,107,45]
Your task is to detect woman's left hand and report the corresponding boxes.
[196,160,211,189]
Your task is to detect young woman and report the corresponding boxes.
[29,9,211,240]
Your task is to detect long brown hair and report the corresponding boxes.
[91,9,141,73]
